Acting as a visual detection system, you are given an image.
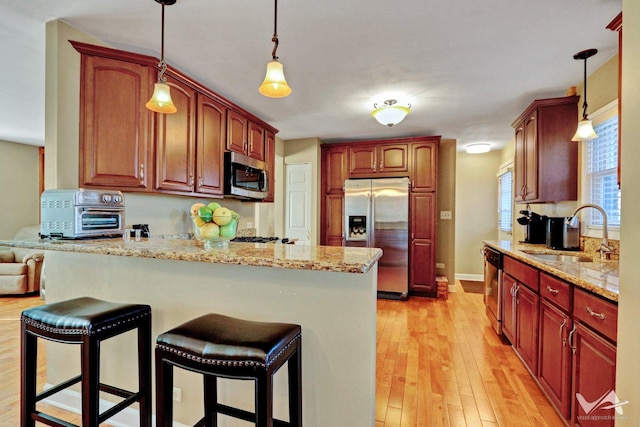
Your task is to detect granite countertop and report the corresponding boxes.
[484,240,619,302]
[0,236,383,274]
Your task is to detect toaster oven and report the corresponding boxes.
[40,188,125,239]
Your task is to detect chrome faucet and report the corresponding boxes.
[566,204,615,258]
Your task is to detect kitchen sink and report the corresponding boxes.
[528,253,592,263]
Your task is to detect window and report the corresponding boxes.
[582,100,620,233]
[498,167,513,233]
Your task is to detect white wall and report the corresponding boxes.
[454,149,502,279]
[0,140,40,238]
[616,1,640,424]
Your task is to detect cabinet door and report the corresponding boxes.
[571,323,617,427]
[516,283,539,376]
[411,141,437,192]
[523,113,538,201]
[154,76,197,193]
[196,93,225,196]
[411,193,435,240]
[324,194,344,246]
[409,239,435,293]
[263,130,276,202]
[247,121,265,160]
[514,124,526,202]
[502,273,517,344]
[226,109,248,154]
[538,300,572,419]
[79,55,152,190]
[325,146,348,194]
[378,144,409,175]
[349,145,376,176]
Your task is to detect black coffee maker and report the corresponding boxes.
[517,209,547,244]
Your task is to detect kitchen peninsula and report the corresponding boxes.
[2,236,382,426]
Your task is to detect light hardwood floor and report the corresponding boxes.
[1,281,563,426]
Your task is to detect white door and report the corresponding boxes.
[285,163,312,244]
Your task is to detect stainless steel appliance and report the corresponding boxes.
[546,217,580,250]
[483,246,503,334]
[223,152,268,200]
[517,209,547,244]
[344,177,409,299]
[40,188,125,239]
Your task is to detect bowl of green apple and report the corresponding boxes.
[190,202,240,249]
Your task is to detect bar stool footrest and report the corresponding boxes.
[35,375,82,402]
[194,404,292,427]
[32,411,78,427]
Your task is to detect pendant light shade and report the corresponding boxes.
[465,143,491,154]
[259,59,291,98]
[259,0,291,98]
[571,48,598,141]
[146,0,177,114]
[372,99,411,127]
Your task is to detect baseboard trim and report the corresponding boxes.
[42,384,190,427]
[455,273,483,282]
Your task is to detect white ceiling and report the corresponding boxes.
[1,0,621,150]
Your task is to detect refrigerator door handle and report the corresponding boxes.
[369,192,375,247]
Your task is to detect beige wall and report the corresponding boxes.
[436,139,456,285]
[454,149,502,278]
[0,140,40,239]
[617,1,640,423]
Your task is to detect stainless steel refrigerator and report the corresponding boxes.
[344,177,409,299]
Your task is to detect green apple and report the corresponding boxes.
[212,207,232,226]
[199,222,220,239]
[198,205,213,222]
[219,219,237,238]
[190,202,205,217]
[230,210,240,221]
[207,201,221,212]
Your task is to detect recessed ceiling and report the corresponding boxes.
[1,0,621,150]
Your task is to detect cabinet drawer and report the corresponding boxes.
[503,256,539,292]
[573,288,617,343]
[540,273,572,312]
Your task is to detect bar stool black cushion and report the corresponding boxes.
[21,297,152,427]
[156,313,302,427]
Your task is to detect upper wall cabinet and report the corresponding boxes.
[410,138,438,192]
[72,41,276,197]
[75,44,154,190]
[512,96,579,204]
[348,143,409,177]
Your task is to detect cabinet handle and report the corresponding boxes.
[379,160,383,170]
[371,162,375,171]
[198,176,203,187]
[568,323,577,354]
[189,173,194,191]
[411,180,415,190]
[546,285,559,295]
[585,306,606,320]
[559,318,567,346]
[139,163,144,183]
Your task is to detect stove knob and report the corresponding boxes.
[102,194,112,203]
[113,195,122,203]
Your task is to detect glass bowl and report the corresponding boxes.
[191,215,238,249]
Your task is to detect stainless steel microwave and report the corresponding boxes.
[223,152,269,200]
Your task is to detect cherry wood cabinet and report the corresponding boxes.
[324,194,345,246]
[76,48,154,190]
[410,139,438,192]
[325,146,349,194]
[502,273,517,343]
[348,143,409,177]
[73,41,276,198]
[263,130,276,202]
[227,110,265,161]
[607,12,622,188]
[320,146,348,246]
[512,96,579,203]
[409,192,436,294]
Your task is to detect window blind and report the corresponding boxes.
[498,171,513,232]
[586,115,620,227]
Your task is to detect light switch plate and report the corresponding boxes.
[440,211,452,220]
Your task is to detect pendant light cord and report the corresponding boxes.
[271,0,279,60]
[581,56,588,120]
[157,3,168,83]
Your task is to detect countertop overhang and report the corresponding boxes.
[484,240,618,302]
[0,236,383,274]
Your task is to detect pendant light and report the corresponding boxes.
[371,99,411,127]
[571,48,598,141]
[146,0,177,114]
[259,0,292,98]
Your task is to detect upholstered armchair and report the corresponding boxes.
[0,225,44,295]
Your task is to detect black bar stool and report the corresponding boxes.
[155,313,302,427]
[20,297,152,427]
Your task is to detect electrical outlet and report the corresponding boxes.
[440,211,452,220]
[172,387,182,402]
[436,263,445,269]
[247,222,253,228]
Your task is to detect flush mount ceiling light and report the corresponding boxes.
[571,48,598,141]
[465,143,491,154]
[259,0,291,98]
[145,0,177,114]
[371,99,411,127]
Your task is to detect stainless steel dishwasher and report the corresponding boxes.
[483,246,503,335]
